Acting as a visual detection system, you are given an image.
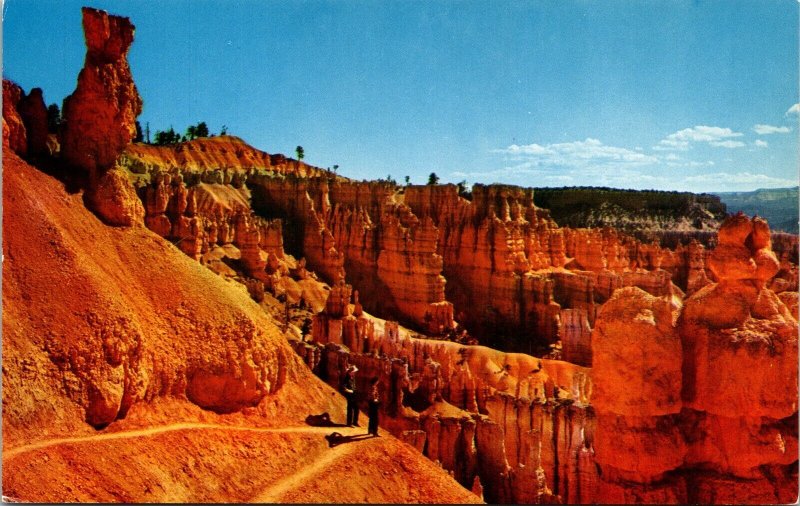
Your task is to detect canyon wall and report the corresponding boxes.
[133,161,797,368]
[592,215,798,503]
[294,280,597,504]
[244,175,455,335]
[404,184,711,360]
[294,214,797,504]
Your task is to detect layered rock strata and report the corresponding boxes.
[404,184,698,360]
[249,176,454,334]
[127,144,798,370]
[139,171,286,289]
[61,7,142,178]
[295,281,597,504]
[592,214,798,503]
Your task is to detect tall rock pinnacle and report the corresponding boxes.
[61,7,142,178]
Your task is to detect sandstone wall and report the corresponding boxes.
[3,149,343,446]
[592,215,798,504]
[249,176,454,334]
[294,281,597,503]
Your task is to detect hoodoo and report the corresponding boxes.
[61,7,144,226]
[61,7,142,176]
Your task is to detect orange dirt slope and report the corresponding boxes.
[2,147,481,504]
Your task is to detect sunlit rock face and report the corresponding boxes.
[3,80,28,156]
[61,7,142,178]
[591,214,798,504]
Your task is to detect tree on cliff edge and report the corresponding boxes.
[296,146,305,160]
[428,172,440,185]
[195,122,209,138]
[46,104,62,134]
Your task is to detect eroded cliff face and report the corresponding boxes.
[2,147,344,442]
[592,215,798,504]
[130,153,798,371]
[235,175,455,335]
[404,184,710,361]
[61,7,142,178]
[294,280,597,504]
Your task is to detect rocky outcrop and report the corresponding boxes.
[86,168,145,227]
[592,287,686,501]
[17,87,49,158]
[122,135,328,178]
[296,281,597,503]
[139,171,285,280]
[679,215,797,503]
[250,177,455,334]
[61,7,142,178]
[3,80,28,156]
[592,214,798,503]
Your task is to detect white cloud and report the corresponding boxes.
[708,140,746,148]
[654,125,744,150]
[498,138,658,167]
[786,103,800,116]
[754,139,769,148]
[753,124,791,135]
[505,143,552,156]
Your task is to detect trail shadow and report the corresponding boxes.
[324,432,375,448]
[305,412,348,428]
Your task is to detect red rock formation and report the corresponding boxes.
[87,168,145,227]
[592,287,685,499]
[249,176,454,333]
[17,87,49,157]
[3,80,27,156]
[139,171,286,281]
[591,214,798,503]
[299,282,597,503]
[679,215,797,503]
[61,7,142,179]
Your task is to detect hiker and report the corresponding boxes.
[367,376,380,437]
[341,364,360,427]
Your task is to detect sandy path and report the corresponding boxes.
[251,433,373,503]
[3,423,363,461]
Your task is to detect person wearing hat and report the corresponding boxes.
[340,364,360,427]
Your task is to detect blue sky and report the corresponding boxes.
[4,0,798,192]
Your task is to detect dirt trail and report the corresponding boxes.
[3,422,362,461]
[251,433,371,503]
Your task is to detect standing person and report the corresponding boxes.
[340,364,359,427]
[367,376,380,437]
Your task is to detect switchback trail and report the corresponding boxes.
[3,422,363,461]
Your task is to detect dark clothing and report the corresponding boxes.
[367,383,380,436]
[340,372,356,395]
[341,371,359,426]
[346,394,360,426]
[368,401,379,436]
